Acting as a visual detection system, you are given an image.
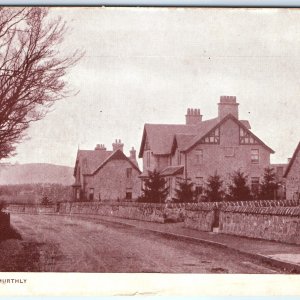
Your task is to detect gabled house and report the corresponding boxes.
[139,96,275,199]
[72,140,141,201]
[283,142,300,200]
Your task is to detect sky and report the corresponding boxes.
[7,7,300,167]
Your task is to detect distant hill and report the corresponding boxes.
[0,163,74,185]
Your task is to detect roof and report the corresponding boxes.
[139,115,272,157]
[183,114,275,153]
[92,149,141,175]
[139,123,199,158]
[283,142,300,178]
[74,149,141,176]
[160,165,184,177]
[74,150,113,175]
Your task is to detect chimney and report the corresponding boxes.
[112,139,124,152]
[218,96,239,120]
[129,146,138,166]
[95,144,106,150]
[185,108,202,125]
[130,146,136,161]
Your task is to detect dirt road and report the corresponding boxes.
[0,214,280,273]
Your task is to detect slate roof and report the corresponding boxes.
[74,149,140,177]
[138,114,271,158]
[75,150,113,175]
[174,134,196,151]
[283,142,300,178]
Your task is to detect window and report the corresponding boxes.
[224,147,235,157]
[146,151,151,168]
[201,127,220,144]
[89,188,94,201]
[126,191,132,200]
[251,177,260,195]
[251,149,259,164]
[126,168,132,178]
[195,149,203,164]
[76,189,80,200]
[177,150,181,165]
[195,177,203,195]
[240,127,258,145]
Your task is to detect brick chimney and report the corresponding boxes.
[185,108,202,125]
[218,96,239,120]
[129,147,138,166]
[95,144,106,150]
[112,139,124,152]
[130,147,136,161]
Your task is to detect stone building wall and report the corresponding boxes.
[85,159,141,201]
[186,118,271,185]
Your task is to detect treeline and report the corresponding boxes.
[139,167,281,203]
[0,183,72,204]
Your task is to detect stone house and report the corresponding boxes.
[283,142,300,200]
[139,96,275,199]
[72,140,141,201]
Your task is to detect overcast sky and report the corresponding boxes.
[8,7,300,167]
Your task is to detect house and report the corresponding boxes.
[139,96,275,199]
[283,142,300,200]
[72,140,141,201]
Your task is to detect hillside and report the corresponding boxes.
[0,163,74,185]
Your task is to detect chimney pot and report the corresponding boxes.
[112,139,124,152]
[218,95,239,119]
[185,108,202,125]
[95,144,106,150]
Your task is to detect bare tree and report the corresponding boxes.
[0,8,83,159]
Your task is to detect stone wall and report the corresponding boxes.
[8,204,57,214]
[8,202,185,223]
[220,206,300,244]
[184,203,216,231]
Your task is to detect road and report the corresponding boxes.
[0,214,280,273]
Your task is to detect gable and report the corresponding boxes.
[284,142,300,178]
[138,123,199,158]
[92,149,141,175]
[74,150,113,176]
[184,114,274,153]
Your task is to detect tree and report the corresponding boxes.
[41,195,51,205]
[138,169,169,203]
[259,167,278,200]
[175,178,196,203]
[203,173,224,202]
[0,8,83,159]
[226,170,251,201]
